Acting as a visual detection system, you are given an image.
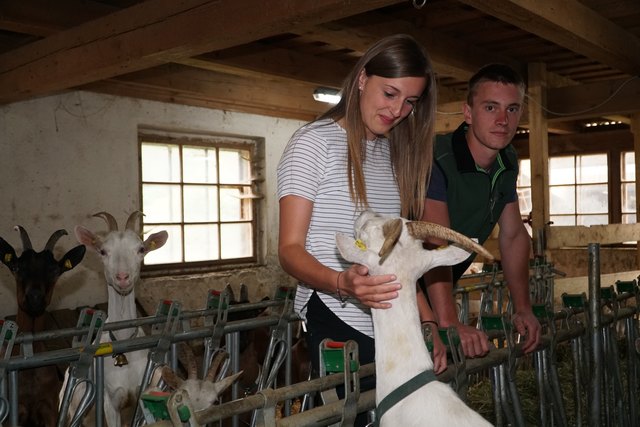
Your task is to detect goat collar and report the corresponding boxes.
[374,369,436,426]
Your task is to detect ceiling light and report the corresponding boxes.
[313,87,341,104]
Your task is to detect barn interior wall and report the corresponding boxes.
[0,91,305,318]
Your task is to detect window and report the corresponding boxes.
[517,159,532,234]
[621,151,636,224]
[139,133,261,269]
[549,154,608,226]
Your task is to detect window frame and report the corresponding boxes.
[138,131,264,276]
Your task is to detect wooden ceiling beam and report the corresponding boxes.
[0,0,405,104]
[458,0,640,76]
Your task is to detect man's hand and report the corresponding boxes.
[512,309,541,353]
[453,323,490,358]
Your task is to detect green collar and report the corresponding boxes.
[374,369,437,425]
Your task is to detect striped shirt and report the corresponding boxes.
[277,119,400,337]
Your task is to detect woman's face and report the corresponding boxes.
[358,72,426,140]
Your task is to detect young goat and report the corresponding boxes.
[60,211,167,427]
[0,226,85,427]
[335,210,493,427]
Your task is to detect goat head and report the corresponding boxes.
[0,227,86,318]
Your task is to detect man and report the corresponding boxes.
[422,64,541,358]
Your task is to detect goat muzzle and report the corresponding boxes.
[406,221,494,261]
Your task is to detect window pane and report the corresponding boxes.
[550,216,575,226]
[577,184,608,214]
[184,185,218,222]
[219,149,251,184]
[517,159,531,187]
[623,213,637,224]
[221,223,252,259]
[144,225,182,264]
[577,154,607,184]
[220,187,253,221]
[185,224,219,261]
[622,183,636,213]
[183,147,217,184]
[550,186,575,214]
[141,143,181,182]
[577,215,608,226]
[517,187,532,216]
[143,184,182,222]
[622,152,635,181]
[549,157,575,185]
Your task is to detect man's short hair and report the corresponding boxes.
[467,64,526,105]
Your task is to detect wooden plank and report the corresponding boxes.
[546,223,640,248]
[631,113,640,268]
[0,0,405,104]
[554,269,640,306]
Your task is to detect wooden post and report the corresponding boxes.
[631,113,640,267]
[527,63,550,257]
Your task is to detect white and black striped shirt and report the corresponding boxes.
[277,119,400,337]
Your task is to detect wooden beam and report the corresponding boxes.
[84,64,328,122]
[547,77,640,119]
[631,113,640,268]
[528,63,550,256]
[0,0,405,104]
[546,223,640,248]
[457,0,640,76]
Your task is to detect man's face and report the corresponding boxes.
[463,81,523,152]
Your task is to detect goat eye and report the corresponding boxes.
[138,247,146,254]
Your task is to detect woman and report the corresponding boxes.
[277,34,444,422]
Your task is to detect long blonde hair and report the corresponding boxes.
[319,34,436,220]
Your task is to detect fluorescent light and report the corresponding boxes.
[313,87,341,104]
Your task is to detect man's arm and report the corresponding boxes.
[422,197,490,357]
[498,201,541,353]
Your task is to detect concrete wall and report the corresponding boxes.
[0,91,305,318]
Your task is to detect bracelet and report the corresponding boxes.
[421,320,439,328]
[336,271,348,307]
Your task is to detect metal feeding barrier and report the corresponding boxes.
[1,246,639,426]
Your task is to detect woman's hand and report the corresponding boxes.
[338,264,401,309]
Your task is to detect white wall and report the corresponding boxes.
[0,91,305,318]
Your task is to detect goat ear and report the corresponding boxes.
[74,226,102,252]
[160,365,183,390]
[335,233,372,265]
[59,245,87,273]
[143,230,168,253]
[0,237,17,270]
[211,371,243,399]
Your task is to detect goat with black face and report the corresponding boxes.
[0,226,85,427]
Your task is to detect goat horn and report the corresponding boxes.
[179,342,198,380]
[93,212,118,232]
[378,218,403,264]
[406,221,494,261]
[206,350,229,382]
[13,226,32,250]
[44,229,68,252]
[125,211,144,232]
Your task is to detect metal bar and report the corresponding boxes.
[588,243,603,427]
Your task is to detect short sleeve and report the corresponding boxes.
[426,163,447,201]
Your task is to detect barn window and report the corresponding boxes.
[621,151,636,224]
[549,154,608,226]
[517,159,532,234]
[138,132,262,272]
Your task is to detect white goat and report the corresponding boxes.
[143,343,242,424]
[60,211,168,427]
[335,210,493,427]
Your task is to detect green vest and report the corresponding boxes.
[433,123,519,281]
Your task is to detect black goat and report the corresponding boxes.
[0,226,85,427]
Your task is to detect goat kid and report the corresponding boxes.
[0,227,85,427]
[144,342,241,423]
[60,211,168,427]
[335,210,493,427]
